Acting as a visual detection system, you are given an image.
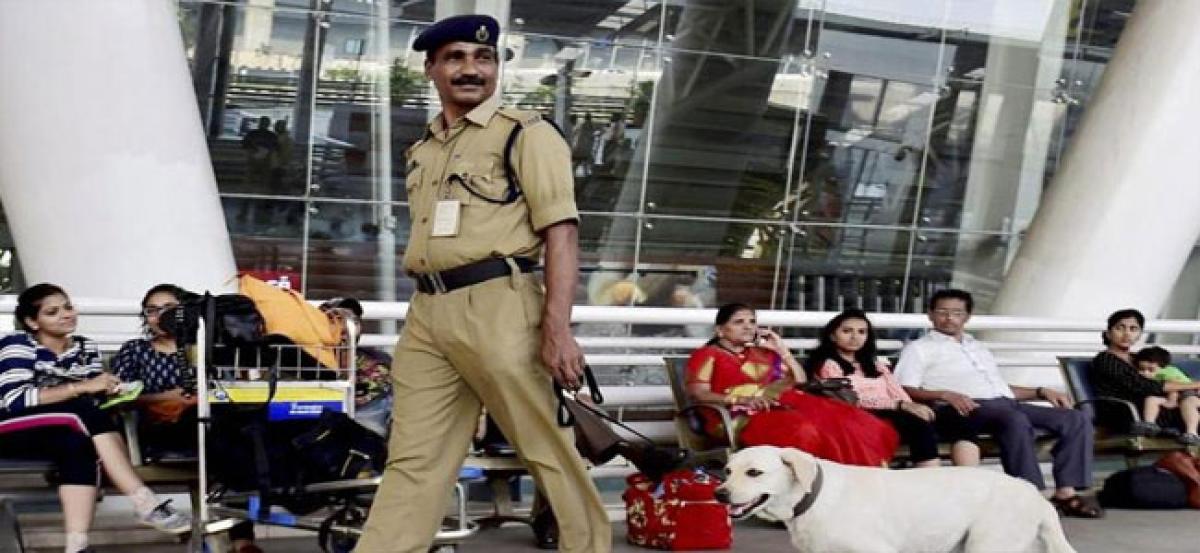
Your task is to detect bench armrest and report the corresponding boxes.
[679,404,738,451]
[1075,396,1141,426]
[120,410,142,467]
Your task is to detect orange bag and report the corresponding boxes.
[238,275,341,368]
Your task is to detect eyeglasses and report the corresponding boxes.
[143,303,180,317]
[932,308,968,319]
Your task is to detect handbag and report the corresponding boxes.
[623,469,732,550]
[800,377,859,405]
[556,367,690,482]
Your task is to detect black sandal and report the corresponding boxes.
[1051,495,1104,519]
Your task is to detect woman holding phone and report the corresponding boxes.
[685,303,898,466]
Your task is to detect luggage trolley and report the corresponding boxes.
[192,316,479,552]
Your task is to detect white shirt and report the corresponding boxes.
[893,330,1014,399]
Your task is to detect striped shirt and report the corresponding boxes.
[0,332,102,414]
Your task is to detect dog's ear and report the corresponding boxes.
[779,448,819,493]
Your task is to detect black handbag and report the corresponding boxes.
[800,377,860,405]
[556,367,690,482]
[1098,466,1188,509]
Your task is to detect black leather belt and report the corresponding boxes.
[411,257,537,294]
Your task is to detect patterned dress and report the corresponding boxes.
[686,345,897,466]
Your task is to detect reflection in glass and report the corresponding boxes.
[175,0,1143,317]
[306,201,412,301]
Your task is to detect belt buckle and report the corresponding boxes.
[426,271,448,294]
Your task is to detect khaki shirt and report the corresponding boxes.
[402,96,578,273]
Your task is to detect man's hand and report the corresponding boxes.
[941,391,979,416]
[1040,387,1073,409]
[541,324,584,390]
[900,400,936,422]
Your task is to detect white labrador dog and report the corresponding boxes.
[716,446,1076,553]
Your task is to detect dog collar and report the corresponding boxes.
[791,464,824,518]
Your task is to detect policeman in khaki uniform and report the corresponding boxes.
[354,15,611,553]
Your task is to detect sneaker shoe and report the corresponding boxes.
[1159,427,1183,439]
[1177,432,1200,446]
[1130,421,1161,436]
[138,499,191,534]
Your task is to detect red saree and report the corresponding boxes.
[686,345,897,466]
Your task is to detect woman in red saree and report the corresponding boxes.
[686,303,897,466]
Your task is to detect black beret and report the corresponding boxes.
[413,14,499,53]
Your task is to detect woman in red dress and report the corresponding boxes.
[685,303,897,466]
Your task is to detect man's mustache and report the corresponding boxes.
[451,76,487,86]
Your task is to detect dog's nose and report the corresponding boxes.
[714,488,730,504]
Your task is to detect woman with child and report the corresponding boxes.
[685,303,897,466]
[1090,308,1200,445]
[807,309,979,467]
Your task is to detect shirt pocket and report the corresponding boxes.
[454,159,512,205]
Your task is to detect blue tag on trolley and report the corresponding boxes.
[267,400,345,420]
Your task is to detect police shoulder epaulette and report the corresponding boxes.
[497,107,544,128]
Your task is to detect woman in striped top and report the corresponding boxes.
[0,284,189,553]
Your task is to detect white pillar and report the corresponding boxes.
[0,1,238,301]
[993,0,1200,319]
[988,0,1200,387]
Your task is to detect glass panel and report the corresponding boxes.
[181,1,310,196]
[783,226,913,313]
[308,13,399,201]
[510,0,662,46]
[499,34,659,213]
[224,196,306,287]
[795,2,948,228]
[910,229,1013,313]
[640,52,804,218]
[918,0,1073,234]
[637,218,784,308]
[305,201,412,301]
[660,0,816,59]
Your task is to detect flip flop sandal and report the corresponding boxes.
[1051,495,1104,519]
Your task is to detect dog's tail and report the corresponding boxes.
[1038,501,1076,553]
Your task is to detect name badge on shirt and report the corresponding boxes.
[431,199,461,237]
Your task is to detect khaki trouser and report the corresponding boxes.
[354,274,611,553]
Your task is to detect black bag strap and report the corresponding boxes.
[555,366,655,446]
[555,364,602,426]
[459,115,566,205]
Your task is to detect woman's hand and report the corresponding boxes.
[754,328,787,354]
[732,396,775,411]
[899,400,935,422]
[80,373,121,395]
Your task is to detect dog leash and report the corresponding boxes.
[792,465,825,518]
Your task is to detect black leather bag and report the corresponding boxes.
[801,377,860,405]
[1098,466,1189,509]
[556,367,690,482]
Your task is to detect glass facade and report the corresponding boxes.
[159,0,1138,314]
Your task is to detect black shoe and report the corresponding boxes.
[531,506,558,550]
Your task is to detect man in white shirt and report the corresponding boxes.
[894,289,1101,518]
